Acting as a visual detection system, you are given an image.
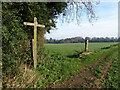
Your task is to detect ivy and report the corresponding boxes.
[2,2,67,76]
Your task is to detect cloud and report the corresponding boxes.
[101,0,119,2]
[79,19,118,38]
[45,18,118,39]
[45,2,118,39]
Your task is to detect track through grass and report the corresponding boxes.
[51,44,118,88]
[35,43,118,88]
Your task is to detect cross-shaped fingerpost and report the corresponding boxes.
[24,17,45,69]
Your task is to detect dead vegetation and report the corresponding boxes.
[3,64,41,88]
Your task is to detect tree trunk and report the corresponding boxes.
[37,28,46,51]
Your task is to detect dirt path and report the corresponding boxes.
[93,60,113,88]
[52,53,113,88]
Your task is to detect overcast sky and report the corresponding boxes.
[45,1,118,40]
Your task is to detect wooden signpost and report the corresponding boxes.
[24,17,45,69]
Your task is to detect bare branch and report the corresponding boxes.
[60,0,100,24]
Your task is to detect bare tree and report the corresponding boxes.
[60,0,100,24]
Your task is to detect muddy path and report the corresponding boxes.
[52,51,114,88]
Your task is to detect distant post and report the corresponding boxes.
[85,39,88,52]
[24,17,45,69]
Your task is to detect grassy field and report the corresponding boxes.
[33,42,118,88]
[44,42,118,56]
[4,42,118,88]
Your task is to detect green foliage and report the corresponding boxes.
[2,2,67,88]
[2,21,33,72]
[3,2,67,34]
[2,2,67,69]
[102,51,119,88]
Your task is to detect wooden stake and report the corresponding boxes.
[34,17,37,69]
[32,39,34,63]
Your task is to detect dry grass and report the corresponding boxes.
[3,64,41,88]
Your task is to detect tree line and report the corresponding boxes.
[45,37,118,43]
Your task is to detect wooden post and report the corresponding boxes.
[34,17,37,69]
[38,28,46,50]
[23,17,45,69]
[85,40,88,52]
[32,39,34,66]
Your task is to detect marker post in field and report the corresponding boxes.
[85,39,88,52]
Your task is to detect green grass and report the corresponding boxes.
[44,42,117,56]
[35,43,118,88]
[81,45,119,88]
[3,42,118,88]
[101,50,119,88]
